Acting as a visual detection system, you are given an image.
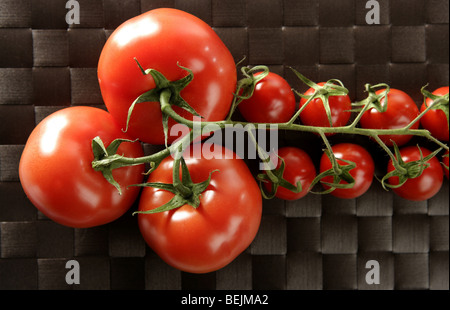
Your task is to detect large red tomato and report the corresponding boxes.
[420,86,449,142]
[360,88,419,147]
[387,146,444,201]
[137,145,262,273]
[98,8,237,145]
[19,107,145,228]
[319,143,375,199]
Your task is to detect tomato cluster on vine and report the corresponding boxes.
[239,69,448,202]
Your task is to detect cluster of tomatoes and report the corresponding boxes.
[18,8,448,274]
[19,8,261,274]
[240,71,448,202]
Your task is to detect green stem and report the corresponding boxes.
[318,130,342,175]
[404,100,436,130]
[172,152,193,198]
[99,106,448,175]
[95,80,448,176]
[286,93,314,125]
[160,103,449,149]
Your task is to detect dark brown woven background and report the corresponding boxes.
[0,0,448,290]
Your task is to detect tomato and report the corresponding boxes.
[98,8,237,145]
[263,147,316,200]
[420,86,449,142]
[387,146,444,201]
[360,88,419,147]
[443,150,449,179]
[299,82,351,130]
[238,72,296,123]
[19,107,145,228]
[137,145,262,273]
[319,143,375,199]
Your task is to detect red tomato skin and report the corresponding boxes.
[319,143,375,199]
[420,86,449,142]
[19,107,145,228]
[360,88,420,147]
[299,82,352,130]
[387,146,444,201]
[263,147,316,200]
[138,146,262,274]
[238,72,296,123]
[98,8,237,145]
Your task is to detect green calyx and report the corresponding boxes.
[352,83,390,113]
[125,58,202,146]
[91,136,141,195]
[226,65,270,121]
[380,143,442,190]
[257,155,302,200]
[310,149,357,195]
[133,149,218,215]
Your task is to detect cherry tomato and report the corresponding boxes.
[299,82,352,130]
[420,86,449,142]
[137,145,262,273]
[98,8,237,145]
[360,88,419,147]
[263,147,316,200]
[19,107,145,228]
[387,146,444,201]
[319,143,375,199]
[238,72,296,123]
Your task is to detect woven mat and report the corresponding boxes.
[0,0,448,290]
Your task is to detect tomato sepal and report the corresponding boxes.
[226,65,270,120]
[352,83,391,114]
[257,155,303,200]
[133,152,218,214]
[311,149,357,194]
[380,143,443,190]
[91,136,141,195]
[125,60,201,146]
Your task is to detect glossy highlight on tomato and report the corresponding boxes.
[137,145,262,273]
[98,8,237,145]
[319,143,375,199]
[19,107,145,228]
[238,72,296,123]
[420,86,449,142]
[360,88,419,147]
[387,146,444,201]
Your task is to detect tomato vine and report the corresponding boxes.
[92,63,449,205]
